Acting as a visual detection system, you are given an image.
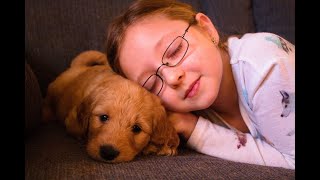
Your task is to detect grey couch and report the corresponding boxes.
[25,0,295,179]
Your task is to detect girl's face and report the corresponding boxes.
[119,13,223,112]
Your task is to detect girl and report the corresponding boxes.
[105,0,295,169]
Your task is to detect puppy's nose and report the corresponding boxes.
[100,145,120,161]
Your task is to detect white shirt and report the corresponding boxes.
[187,33,295,169]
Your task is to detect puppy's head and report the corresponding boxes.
[65,75,173,163]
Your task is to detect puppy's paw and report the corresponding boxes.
[142,143,159,155]
[159,132,180,156]
[157,144,178,156]
[143,143,178,156]
[143,134,180,156]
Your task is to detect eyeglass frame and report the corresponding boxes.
[142,23,192,96]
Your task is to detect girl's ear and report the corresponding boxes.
[195,13,219,44]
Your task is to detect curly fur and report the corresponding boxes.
[42,50,179,163]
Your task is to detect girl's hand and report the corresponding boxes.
[167,111,198,140]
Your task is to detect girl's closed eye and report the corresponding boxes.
[167,42,183,60]
[164,37,188,65]
[143,75,163,93]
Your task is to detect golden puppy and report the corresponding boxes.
[42,50,179,163]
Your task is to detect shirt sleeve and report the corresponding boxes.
[187,116,294,169]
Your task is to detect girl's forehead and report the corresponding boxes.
[122,15,189,54]
[126,15,186,37]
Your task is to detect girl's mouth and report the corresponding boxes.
[184,78,200,99]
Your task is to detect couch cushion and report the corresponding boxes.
[25,0,134,95]
[200,0,256,40]
[252,0,295,44]
[25,62,43,137]
[181,0,200,12]
[25,122,295,179]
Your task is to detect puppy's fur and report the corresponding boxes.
[42,50,179,163]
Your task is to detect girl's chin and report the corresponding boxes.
[196,92,217,109]
[164,92,217,112]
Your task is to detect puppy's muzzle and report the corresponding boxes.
[100,145,120,161]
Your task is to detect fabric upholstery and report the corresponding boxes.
[25,0,135,95]
[252,0,295,44]
[25,61,42,136]
[25,123,295,179]
[200,0,256,39]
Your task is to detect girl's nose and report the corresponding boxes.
[161,67,185,88]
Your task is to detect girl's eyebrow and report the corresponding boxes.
[155,34,169,52]
[155,31,177,53]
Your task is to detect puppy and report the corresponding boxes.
[42,50,180,163]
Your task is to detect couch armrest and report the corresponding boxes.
[25,61,43,137]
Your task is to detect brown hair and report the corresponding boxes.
[105,0,197,76]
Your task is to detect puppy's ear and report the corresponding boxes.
[65,96,92,140]
[150,104,168,142]
[146,97,180,156]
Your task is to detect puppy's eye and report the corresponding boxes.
[132,125,142,134]
[99,114,109,122]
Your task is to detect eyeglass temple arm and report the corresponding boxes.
[182,24,192,38]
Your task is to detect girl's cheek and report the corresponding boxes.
[160,96,176,111]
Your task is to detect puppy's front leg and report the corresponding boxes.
[143,119,180,156]
[156,129,179,156]
[142,135,179,156]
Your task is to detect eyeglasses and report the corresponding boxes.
[142,24,192,95]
